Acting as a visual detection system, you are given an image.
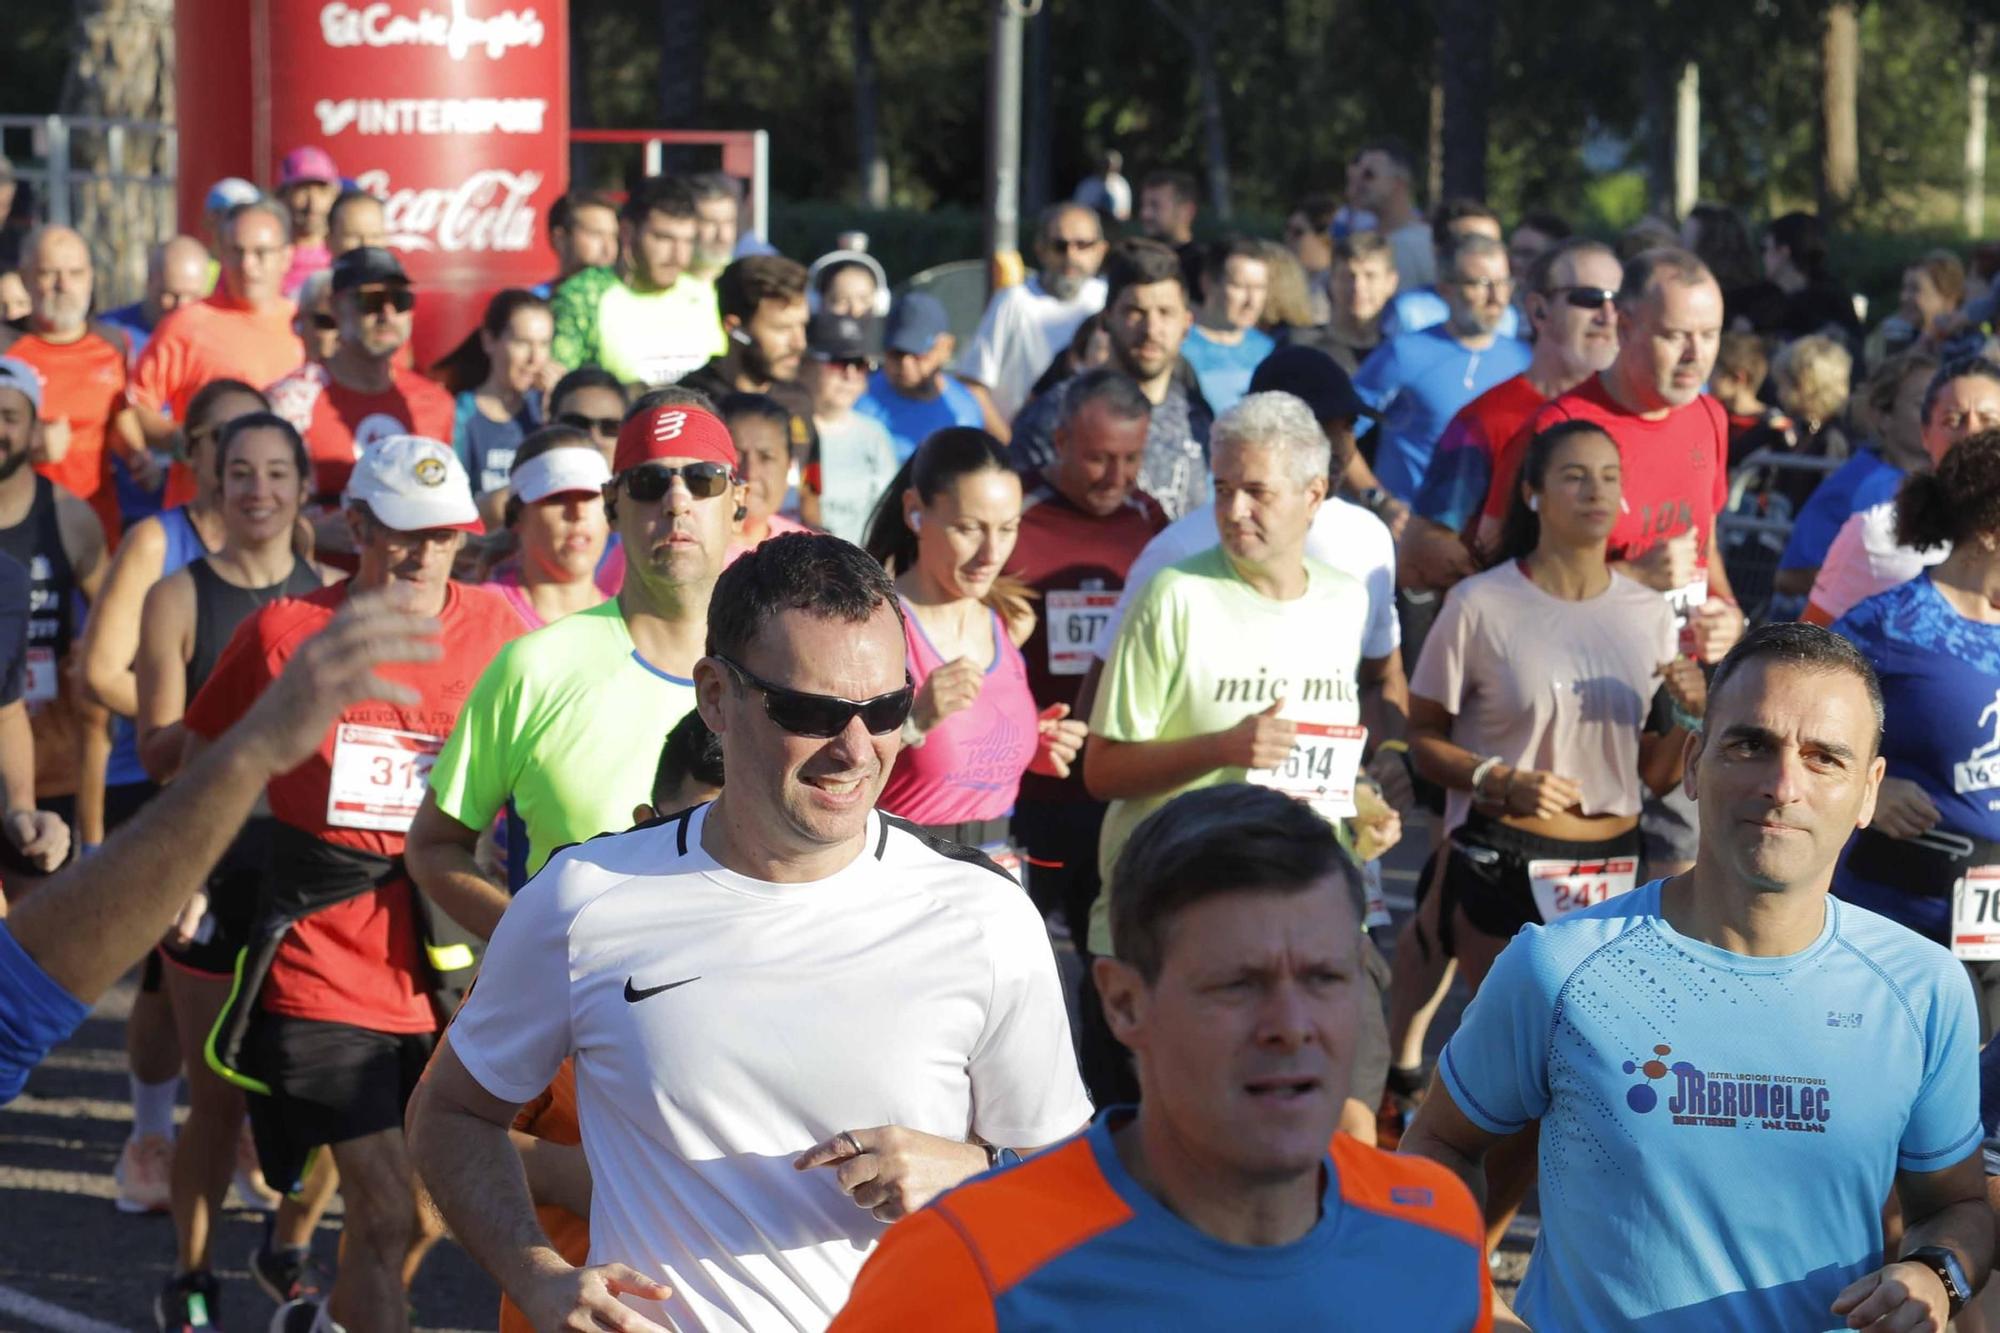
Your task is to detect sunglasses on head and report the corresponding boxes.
[557,411,621,439]
[1549,285,1617,310]
[354,287,415,315]
[622,460,734,502]
[716,655,915,738]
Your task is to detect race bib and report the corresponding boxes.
[1666,575,1708,656]
[1045,590,1117,676]
[1248,722,1367,821]
[1952,865,2000,961]
[1527,856,1638,923]
[326,723,444,832]
[23,647,55,705]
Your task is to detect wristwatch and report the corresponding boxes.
[984,1144,1022,1170]
[1904,1245,1971,1315]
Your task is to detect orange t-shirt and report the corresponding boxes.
[127,292,304,422]
[499,1060,590,1333]
[8,330,128,537]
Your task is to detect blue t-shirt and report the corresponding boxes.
[854,371,985,463]
[1353,325,1531,502]
[1177,325,1276,415]
[1441,880,1981,1332]
[1830,574,2000,938]
[1779,449,1898,572]
[0,921,90,1104]
[453,389,543,495]
[1379,286,1525,342]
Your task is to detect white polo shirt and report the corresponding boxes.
[449,803,1092,1333]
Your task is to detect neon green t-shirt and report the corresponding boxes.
[550,266,725,385]
[1086,546,1370,954]
[428,600,697,876]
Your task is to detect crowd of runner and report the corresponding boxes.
[0,133,1997,1331]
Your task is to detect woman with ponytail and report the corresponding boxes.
[1831,429,2000,1039]
[433,288,553,505]
[861,427,1086,858]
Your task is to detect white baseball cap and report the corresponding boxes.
[0,357,43,414]
[344,435,480,532]
[511,446,611,504]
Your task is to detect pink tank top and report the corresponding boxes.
[877,598,1038,828]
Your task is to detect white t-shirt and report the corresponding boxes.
[1807,498,1948,623]
[448,804,1092,1333]
[1096,495,1399,663]
[955,274,1108,421]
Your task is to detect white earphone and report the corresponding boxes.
[908,511,923,532]
[729,327,752,346]
[1528,495,1540,513]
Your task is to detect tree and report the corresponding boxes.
[59,0,173,307]
[1147,0,1232,219]
[850,0,890,207]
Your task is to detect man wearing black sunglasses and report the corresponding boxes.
[267,246,454,558]
[413,532,1091,1333]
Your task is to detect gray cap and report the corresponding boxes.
[883,292,950,355]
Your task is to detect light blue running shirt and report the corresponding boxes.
[1440,880,1980,1332]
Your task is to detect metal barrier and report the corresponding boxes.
[1717,448,1847,624]
[0,114,179,306]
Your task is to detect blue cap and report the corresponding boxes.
[884,292,950,355]
[204,177,262,215]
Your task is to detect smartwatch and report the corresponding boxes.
[1905,1245,1971,1316]
[984,1144,1022,1170]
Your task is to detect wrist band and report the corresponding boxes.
[1377,739,1410,755]
[1469,755,1500,796]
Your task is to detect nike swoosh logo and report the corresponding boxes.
[624,976,701,1003]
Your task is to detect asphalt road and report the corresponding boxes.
[0,813,1523,1331]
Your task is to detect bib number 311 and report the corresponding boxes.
[327,723,444,833]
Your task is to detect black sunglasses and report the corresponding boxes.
[355,287,415,315]
[1549,285,1617,310]
[309,312,338,331]
[716,655,915,738]
[622,460,734,502]
[557,411,621,439]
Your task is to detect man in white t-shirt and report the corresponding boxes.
[409,532,1091,1333]
[955,203,1108,428]
[1346,139,1432,292]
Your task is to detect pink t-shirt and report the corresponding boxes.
[877,599,1038,828]
[487,559,608,631]
[1409,561,1678,834]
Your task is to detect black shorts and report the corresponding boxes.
[244,1013,435,1191]
[159,816,273,978]
[1443,812,1641,940]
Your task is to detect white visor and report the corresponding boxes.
[512,446,613,504]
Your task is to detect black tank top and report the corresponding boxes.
[0,476,77,704]
[185,557,323,699]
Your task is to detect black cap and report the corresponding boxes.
[1248,345,1377,422]
[329,245,410,293]
[807,312,878,362]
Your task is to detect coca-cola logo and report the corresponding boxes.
[353,168,542,254]
[320,0,545,62]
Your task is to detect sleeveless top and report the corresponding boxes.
[876,597,1038,828]
[108,505,217,787]
[0,476,78,707]
[185,557,324,699]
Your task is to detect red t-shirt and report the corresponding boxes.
[1420,373,1547,530]
[127,292,304,422]
[1482,376,1730,564]
[9,329,128,536]
[265,362,456,501]
[1002,483,1165,804]
[184,581,521,1031]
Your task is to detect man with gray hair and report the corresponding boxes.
[1352,231,1531,504]
[129,199,305,444]
[955,201,1108,429]
[1081,390,1400,1108]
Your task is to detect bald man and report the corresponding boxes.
[98,236,211,522]
[0,226,156,534]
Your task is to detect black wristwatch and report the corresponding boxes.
[1905,1245,1971,1315]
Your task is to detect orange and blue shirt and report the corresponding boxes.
[830,1112,1493,1332]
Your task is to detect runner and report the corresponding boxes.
[831,784,1497,1333]
[547,365,629,464]
[955,203,1108,429]
[134,412,327,1330]
[0,593,446,1103]
[1805,355,2000,624]
[549,176,723,386]
[1831,430,2000,1039]
[182,436,521,1333]
[854,293,983,463]
[430,289,553,512]
[721,392,811,563]
[482,427,611,631]
[127,201,304,445]
[1001,369,1165,945]
[797,313,900,545]
[1178,237,1274,413]
[860,427,1085,859]
[1480,247,1745,878]
[409,532,1092,1333]
[1082,392,1400,1110]
[1404,420,1704,1247]
[409,401,731,927]
[1404,623,1991,1331]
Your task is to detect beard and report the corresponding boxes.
[1043,270,1086,302]
[0,442,33,482]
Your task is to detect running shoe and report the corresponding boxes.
[154,1270,221,1330]
[232,1122,282,1211]
[268,1299,337,1333]
[249,1241,326,1307]
[114,1132,175,1214]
